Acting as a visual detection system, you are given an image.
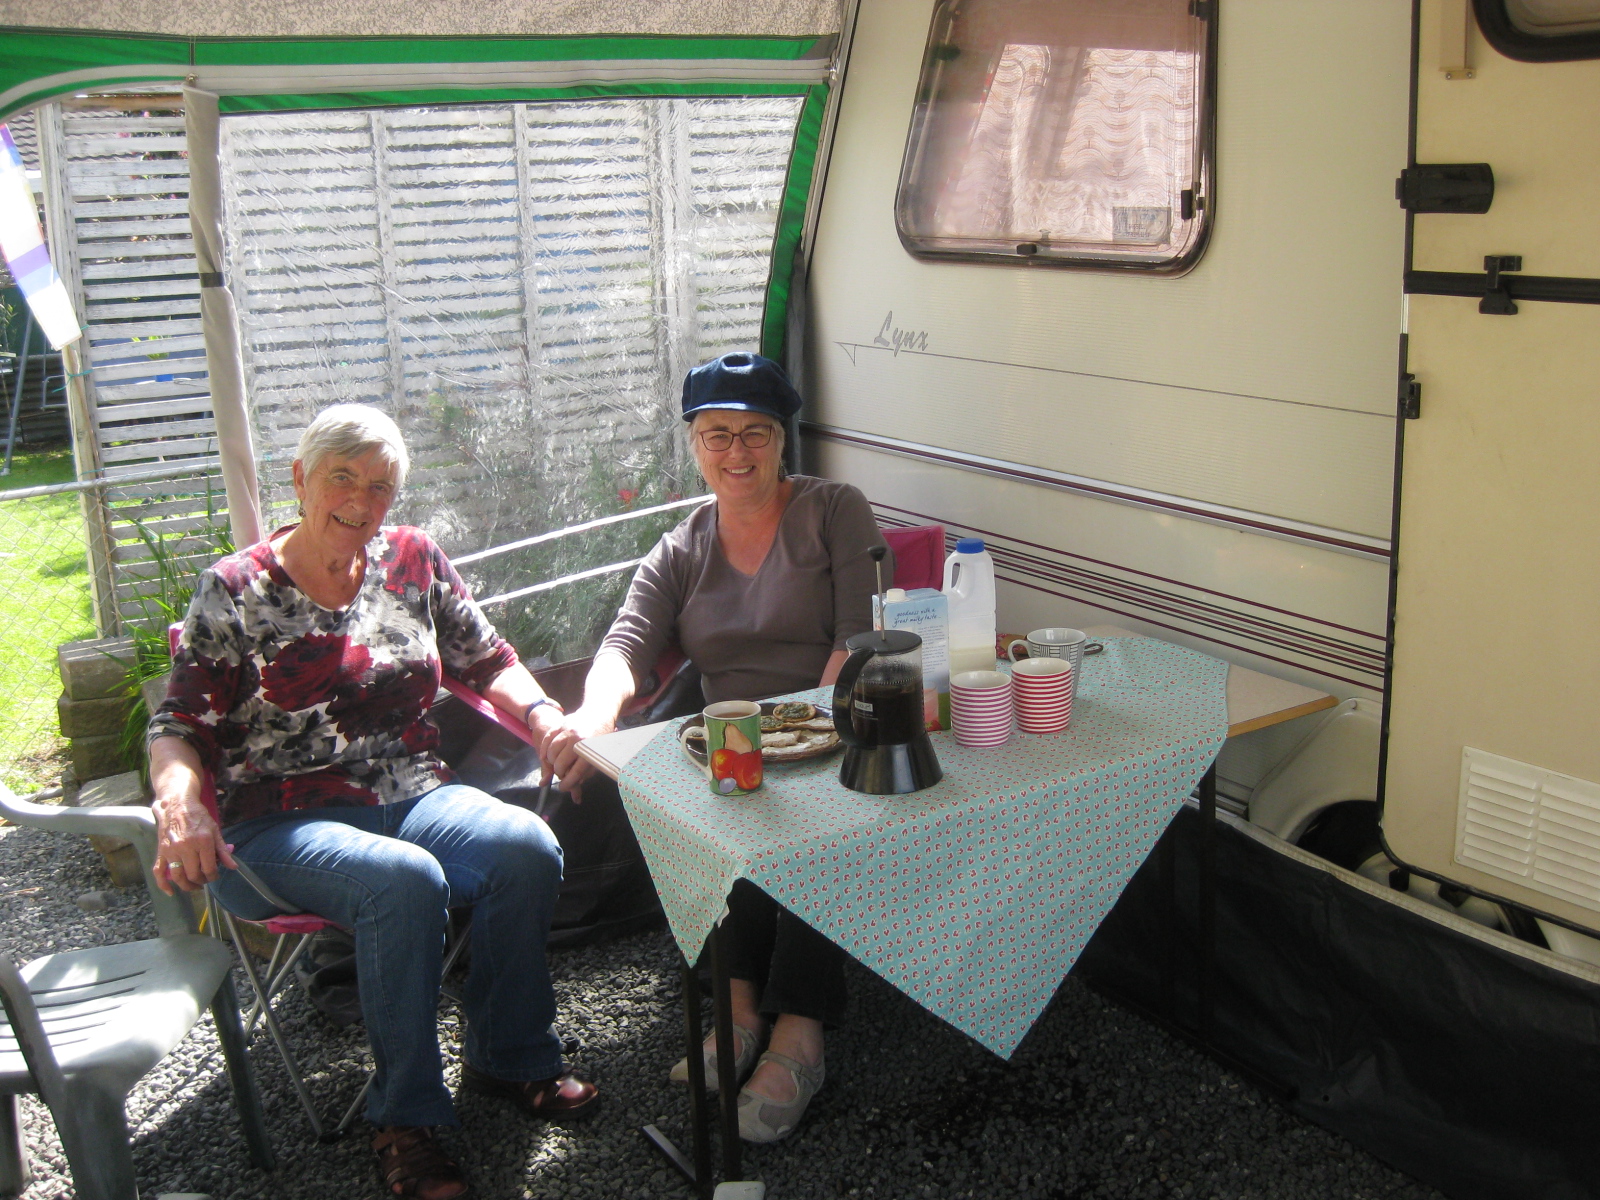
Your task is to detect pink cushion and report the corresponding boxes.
[255,912,336,935]
[884,524,946,592]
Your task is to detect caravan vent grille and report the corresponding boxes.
[1456,747,1600,912]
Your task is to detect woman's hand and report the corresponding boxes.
[539,706,619,794]
[481,662,569,778]
[524,700,567,747]
[535,651,637,793]
[148,735,237,894]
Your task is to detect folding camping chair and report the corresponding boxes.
[209,680,542,1142]
[882,523,947,592]
[169,621,547,1141]
[0,784,274,1200]
[207,860,479,1143]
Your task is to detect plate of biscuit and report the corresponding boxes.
[678,701,842,764]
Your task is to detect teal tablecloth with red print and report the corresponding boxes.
[616,636,1228,1058]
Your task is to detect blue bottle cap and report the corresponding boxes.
[954,537,985,553]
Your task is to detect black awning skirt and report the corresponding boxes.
[1076,806,1600,1200]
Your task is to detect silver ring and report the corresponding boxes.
[166,861,182,871]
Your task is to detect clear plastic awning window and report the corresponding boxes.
[220,97,803,662]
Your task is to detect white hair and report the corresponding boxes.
[296,404,410,489]
[685,410,788,479]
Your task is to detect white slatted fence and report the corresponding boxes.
[42,94,232,631]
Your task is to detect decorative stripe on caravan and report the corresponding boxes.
[873,503,1387,691]
[807,424,1390,562]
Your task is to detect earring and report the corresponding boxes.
[297,503,305,518]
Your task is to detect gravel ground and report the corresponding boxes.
[0,821,1447,1200]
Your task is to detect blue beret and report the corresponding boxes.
[680,352,803,422]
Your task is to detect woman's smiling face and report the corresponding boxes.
[691,409,783,504]
[292,447,398,561]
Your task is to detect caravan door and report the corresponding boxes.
[1384,0,1600,941]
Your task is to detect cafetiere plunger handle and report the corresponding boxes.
[870,545,887,632]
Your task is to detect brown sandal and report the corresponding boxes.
[373,1125,469,1200]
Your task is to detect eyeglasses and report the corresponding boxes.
[696,425,775,452]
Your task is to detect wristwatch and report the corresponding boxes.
[523,697,563,724]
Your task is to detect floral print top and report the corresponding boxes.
[149,525,518,828]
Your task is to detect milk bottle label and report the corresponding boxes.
[873,588,949,730]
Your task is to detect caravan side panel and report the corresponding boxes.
[806,0,1409,791]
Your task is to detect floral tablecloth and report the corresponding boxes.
[617,636,1228,1057]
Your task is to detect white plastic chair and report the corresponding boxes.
[0,783,273,1200]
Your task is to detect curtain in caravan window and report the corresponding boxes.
[897,0,1211,271]
[218,97,801,661]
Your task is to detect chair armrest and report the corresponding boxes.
[0,953,73,1111]
[439,676,538,747]
[0,785,157,849]
[0,785,195,937]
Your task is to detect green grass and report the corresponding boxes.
[0,445,96,794]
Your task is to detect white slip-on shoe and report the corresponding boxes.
[736,1050,825,1143]
[669,1022,760,1093]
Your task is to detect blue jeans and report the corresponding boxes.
[210,784,564,1127]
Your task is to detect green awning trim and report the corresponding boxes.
[1,23,830,420]
[761,86,828,364]
[193,35,827,67]
[218,81,818,116]
[0,28,831,122]
[0,28,189,120]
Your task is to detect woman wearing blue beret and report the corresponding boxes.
[542,352,891,1141]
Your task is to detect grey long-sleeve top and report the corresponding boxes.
[600,476,891,703]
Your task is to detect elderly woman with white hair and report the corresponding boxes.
[148,403,594,1200]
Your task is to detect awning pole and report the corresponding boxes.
[184,84,263,549]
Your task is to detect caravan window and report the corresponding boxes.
[895,0,1215,274]
[1477,0,1600,59]
[1504,0,1600,36]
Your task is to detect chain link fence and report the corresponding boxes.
[0,456,237,794]
[0,463,98,793]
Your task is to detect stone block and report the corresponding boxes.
[141,671,171,714]
[58,636,135,701]
[90,838,147,888]
[69,733,132,782]
[77,771,149,810]
[57,692,133,739]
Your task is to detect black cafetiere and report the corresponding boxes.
[832,628,943,795]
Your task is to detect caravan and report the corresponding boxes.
[3,1,1599,1196]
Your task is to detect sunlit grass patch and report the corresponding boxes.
[0,447,95,793]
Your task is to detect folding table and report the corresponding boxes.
[577,632,1333,1197]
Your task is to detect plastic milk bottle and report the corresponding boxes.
[943,538,997,677]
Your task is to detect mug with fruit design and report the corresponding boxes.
[703,700,764,795]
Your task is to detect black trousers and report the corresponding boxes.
[713,879,849,1028]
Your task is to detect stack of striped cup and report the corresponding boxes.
[1011,657,1073,734]
[949,670,1013,747]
